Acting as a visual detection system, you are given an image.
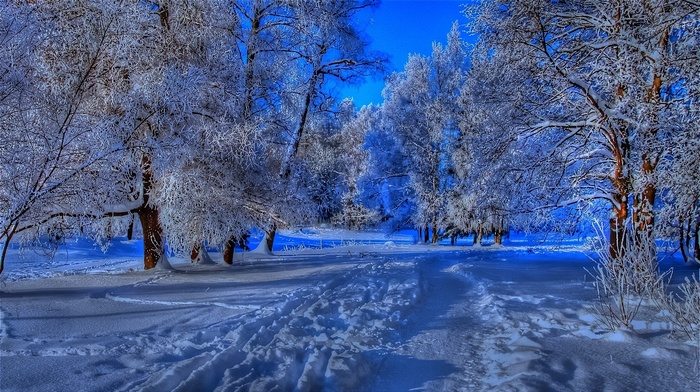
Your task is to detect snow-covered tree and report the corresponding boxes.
[380,23,465,243]
[0,2,149,272]
[467,0,700,256]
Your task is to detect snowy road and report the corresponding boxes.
[1,246,698,391]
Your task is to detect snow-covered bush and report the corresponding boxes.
[658,274,700,341]
[587,230,667,329]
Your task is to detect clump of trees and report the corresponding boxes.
[0,0,385,272]
[362,0,699,254]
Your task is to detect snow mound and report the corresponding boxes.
[154,256,174,271]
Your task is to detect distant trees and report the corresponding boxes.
[378,23,465,243]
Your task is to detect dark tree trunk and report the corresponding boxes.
[679,218,689,263]
[138,153,163,270]
[0,227,16,275]
[191,243,200,262]
[431,224,438,244]
[127,215,134,240]
[138,204,163,270]
[223,237,235,265]
[265,224,277,252]
[495,230,503,245]
[423,226,429,243]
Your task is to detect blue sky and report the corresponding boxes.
[342,0,468,107]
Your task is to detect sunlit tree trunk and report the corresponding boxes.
[494,230,503,245]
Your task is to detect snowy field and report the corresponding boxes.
[1,230,699,391]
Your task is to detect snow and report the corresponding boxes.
[1,231,699,391]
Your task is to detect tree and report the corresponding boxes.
[0,2,142,273]
[0,0,241,271]
[467,0,700,256]
[380,23,465,243]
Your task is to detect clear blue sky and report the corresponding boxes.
[342,0,468,107]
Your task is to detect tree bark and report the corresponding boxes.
[0,228,16,276]
[138,203,163,270]
[495,230,503,245]
[609,192,628,260]
[223,237,235,265]
[694,219,700,263]
[431,223,438,244]
[138,153,163,270]
[191,243,200,262]
[265,224,277,253]
[127,215,134,240]
[423,226,429,243]
[679,218,689,263]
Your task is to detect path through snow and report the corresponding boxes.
[1,244,699,391]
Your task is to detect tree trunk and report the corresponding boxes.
[495,230,503,245]
[423,226,429,243]
[0,226,16,275]
[223,237,235,265]
[138,204,163,270]
[138,153,163,270]
[265,225,277,253]
[191,243,200,262]
[694,219,700,263]
[609,195,628,260]
[431,223,438,244]
[127,215,134,240]
[633,158,656,235]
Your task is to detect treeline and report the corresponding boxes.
[348,0,699,260]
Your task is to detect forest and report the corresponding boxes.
[0,0,698,271]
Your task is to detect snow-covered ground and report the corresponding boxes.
[1,230,699,391]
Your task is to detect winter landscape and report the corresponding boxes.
[1,0,700,391]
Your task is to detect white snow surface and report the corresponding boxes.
[1,230,699,391]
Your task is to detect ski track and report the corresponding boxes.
[106,259,423,391]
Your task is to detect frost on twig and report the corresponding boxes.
[658,273,700,341]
